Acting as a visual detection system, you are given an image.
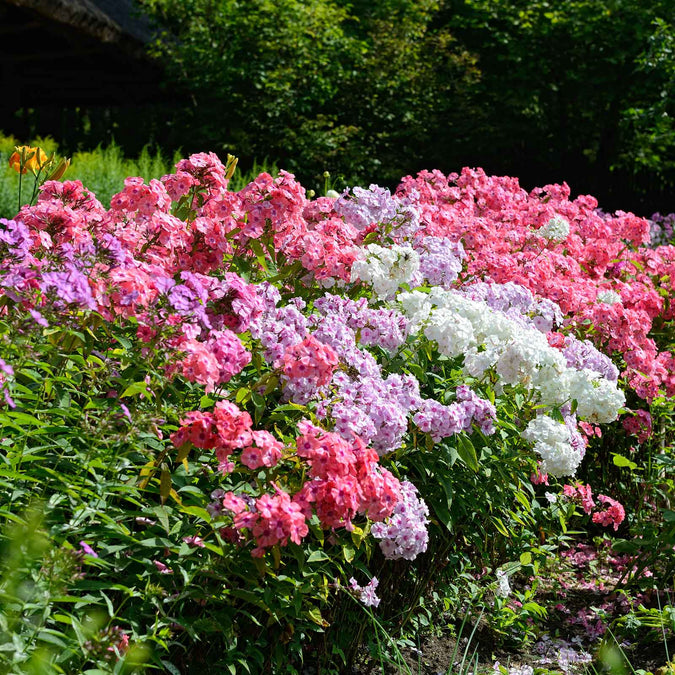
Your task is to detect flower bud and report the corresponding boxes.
[46,157,71,182]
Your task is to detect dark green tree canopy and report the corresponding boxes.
[139,0,674,210]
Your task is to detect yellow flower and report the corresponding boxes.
[8,146,48,175]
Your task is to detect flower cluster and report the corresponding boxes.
[592,495,626,531]
[348,576,381,608]
[371,481,429,560]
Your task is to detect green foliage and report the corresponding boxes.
[136,0,674,208]
[138,0,477,186]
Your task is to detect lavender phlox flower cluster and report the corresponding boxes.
[350,243,420,299]
[648,212,675,247]
[313,294,409,351]
[493,665,532,675]
[158,272,211,329]
[0,358,15,408]
[457,384,496,434]
[348,576,381,607]
[249,285,309,363]
[413,399,469,441]
[334,184,398,231]
[521,415,580,477]
[533,635,592,674]
[389,189,422,240]
[0,218,32,261]
[371,480,429,561]
[562,336,619,382]
[310,313,379,379]
[413,386,495,441]
[326,373,413,454]
[40,264,96,310]
[462,281,563,333]
[310,306,420,454]
[98,232,135,267]
[414,236,464,289]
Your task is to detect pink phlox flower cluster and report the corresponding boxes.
[371,480,429,561]
[530,468,549,485]
[563,482,596,514]
[570,608,606,640]
[17,180,104,252]
[231,485,309,557]
[170,401,254,474]
[240,430,283,470]
[293,420,400,530]
[174,151,230,192]
[171,329,251,393]
[84,625,130,661]
[394,167,673,401]
[348,576,381,607]
[592,494,626,531]
[413,235,465,288]
[621,408,653,443]
[277,334,339,404]
[110,176,172,217]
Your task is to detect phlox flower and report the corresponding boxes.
[537,215,570,242]
[350,243,420,299]
[371,481,429,561]
[348,576,381,608]
[592,495,625,531]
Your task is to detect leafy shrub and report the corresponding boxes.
[0,150,672,672]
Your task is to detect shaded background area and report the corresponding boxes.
[1,0,674,215]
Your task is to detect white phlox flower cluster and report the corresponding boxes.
[351,244,420,299]
[495,569,511,598]
[537,215,570,242]
[521,415,581,477]
[596,289,621,305]
[396,286,625,426]
[423,308,474,358]
[396,290,432,331]
[565,369,626,424]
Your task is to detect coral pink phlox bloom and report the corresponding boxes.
[280,334,338,387]
[592,494,625,531]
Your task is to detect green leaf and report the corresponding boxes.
[519,551,532,565]
[456,434,479,472]
[612,453,637,470]
[307,550,330,563]
[120,381,153,398]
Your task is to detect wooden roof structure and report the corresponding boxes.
[1,0,162,111]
